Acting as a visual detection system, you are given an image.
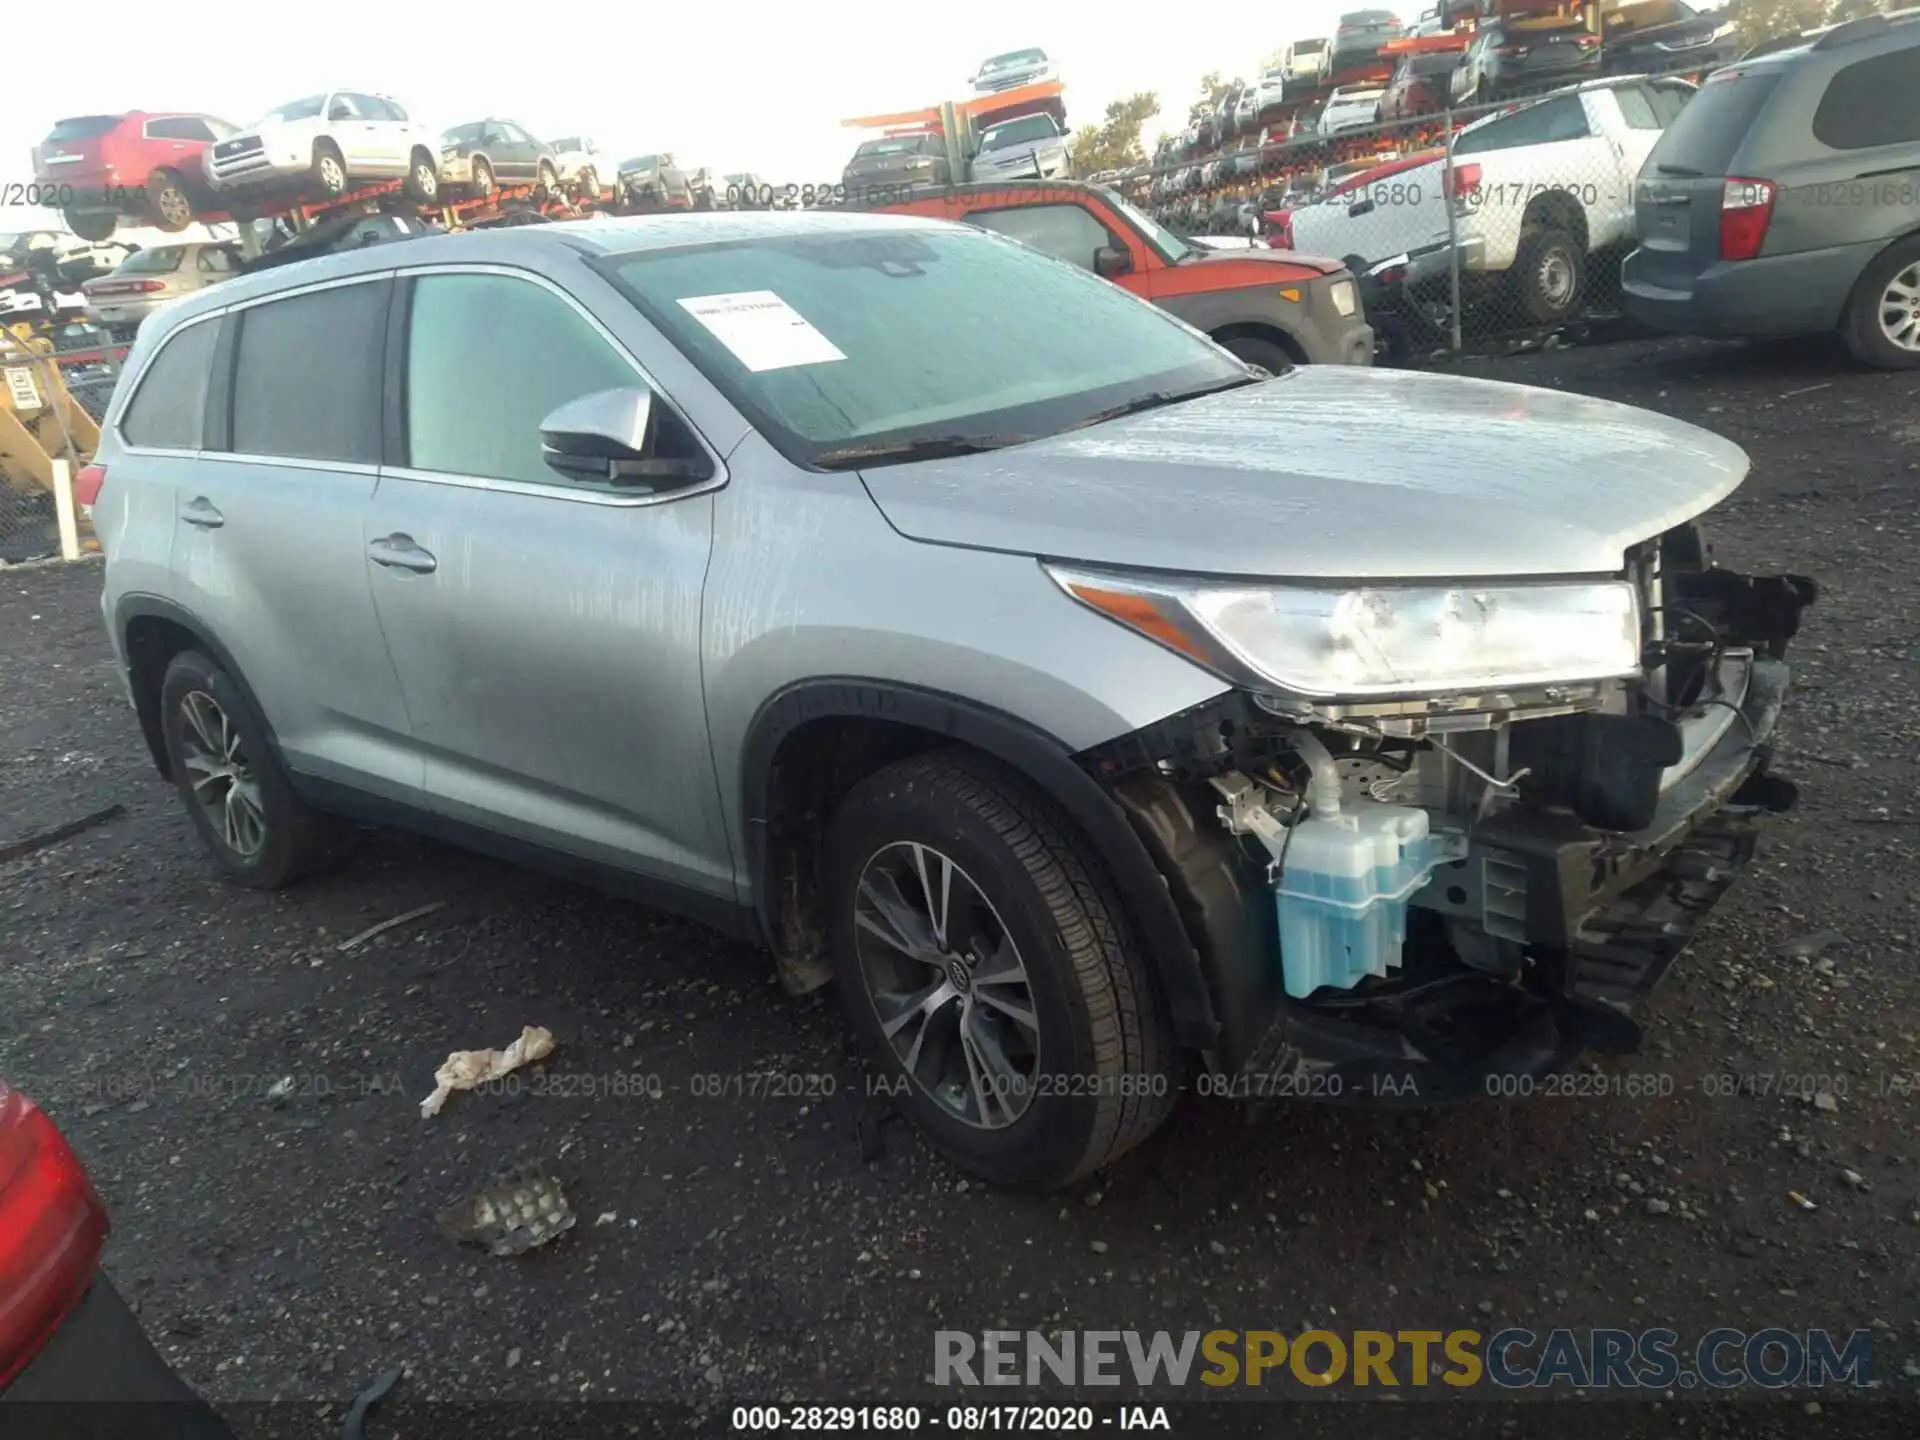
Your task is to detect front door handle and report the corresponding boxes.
[368,533,437,574]
[180,496,224,529]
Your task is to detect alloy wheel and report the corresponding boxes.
[852,842,1040,1130]
[1877,262,1920,353]
[319,156,346,193]
[178,690,267,859]
[156,186,191,227]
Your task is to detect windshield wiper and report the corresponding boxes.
[812,434,1031,470]
[1067,377,1261,433]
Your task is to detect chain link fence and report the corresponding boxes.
[1126,53,1729,361]
[0,326,121,565]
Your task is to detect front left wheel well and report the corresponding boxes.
[741,684,1225,1053]
[1208,321,1308,365]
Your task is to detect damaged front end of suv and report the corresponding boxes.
[1066,525,1816,1102]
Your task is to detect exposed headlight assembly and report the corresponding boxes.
[1047,564,1642,700]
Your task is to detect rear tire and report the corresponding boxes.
[1512,224,1585,326]
[824,751,1178,1192]
[62,208,118,242]
[158,650,347,890]
[1843,235,1920,371]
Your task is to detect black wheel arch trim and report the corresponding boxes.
[740,678,1224,1053]
[114,593,290,784]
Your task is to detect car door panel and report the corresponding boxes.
[172,289,420,799]
[363,267,731,896]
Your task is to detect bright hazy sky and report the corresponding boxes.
[3,0,1355,236]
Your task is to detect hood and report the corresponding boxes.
[1608,17,1727,52]
[857,367,1748,581]
[1174,245,1345,276]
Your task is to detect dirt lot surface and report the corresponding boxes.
[3,332,1918,1435]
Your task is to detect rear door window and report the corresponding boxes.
[145,117,217,142]
[228,280,389,463]
[1813,46,1920,149]
[119,315,218,450]
[1641,68,1781,176]
[1454,96,1591,155]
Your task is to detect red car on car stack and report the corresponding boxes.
[31,111,239,241]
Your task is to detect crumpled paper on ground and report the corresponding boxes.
[419,1025,556,1118]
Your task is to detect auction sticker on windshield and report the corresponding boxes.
[677,290,847,372]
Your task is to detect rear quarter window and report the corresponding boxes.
[118,316,218,450]
[1813,46,1920,149]
[1642,68,1782,176]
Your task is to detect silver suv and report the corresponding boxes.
[90,212,1814,1191]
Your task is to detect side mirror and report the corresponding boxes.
[538,388,708,489]
[1093,246,1133,279]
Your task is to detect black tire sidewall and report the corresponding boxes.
[1221,334,1296,373]
[159,651,308,888]
[1846,238,1920,370]
[824,769,1116,1189]
[62,207,118,242]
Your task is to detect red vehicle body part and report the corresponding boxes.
[0,1083,110,1390]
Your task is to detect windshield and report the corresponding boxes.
[1295,38,1328,52]
[603,227,1244,467]
[115,246,187,274]
[982,49,1046,71]
[1104,190,1198,263]
[622,154,663,170]
[442,122,487,145]
[981,115,1060,149]
[551,136,584,151]
[256,95,326,126]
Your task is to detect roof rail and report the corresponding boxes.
[1813,7,1920,49]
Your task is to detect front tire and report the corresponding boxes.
[146,168,195,231]
[1843,235,1920,370]
[824,751,1178,1192]
[405,149,441,204]
[311,143,348,199]
[536,161,558,196]
[1219,333,1297,374]
[159,650,346,889]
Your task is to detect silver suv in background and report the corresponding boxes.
[1623,8,1920,367]
[203,91,441,206]
[89,211,1812,1191]
[969,114,1072,180]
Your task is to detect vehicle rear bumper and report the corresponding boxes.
[3,1275,235,1438]
[84,299,162,327]
[1622,240,1871,337]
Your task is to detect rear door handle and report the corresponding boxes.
[368,533,437,574]
[180,497,224,529]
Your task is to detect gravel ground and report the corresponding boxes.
[3,332,1918,1434]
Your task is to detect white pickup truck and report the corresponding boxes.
[1286,75,1698,323]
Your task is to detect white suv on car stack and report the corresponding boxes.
[203,91,441,207]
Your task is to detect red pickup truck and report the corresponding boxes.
[872,180,1374,370]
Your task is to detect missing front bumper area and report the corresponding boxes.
[1092,627,1804,1102]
